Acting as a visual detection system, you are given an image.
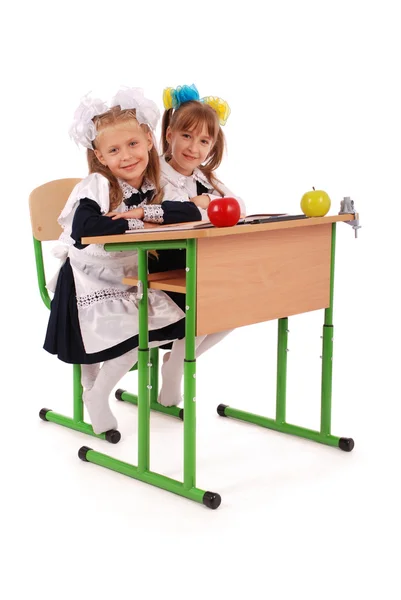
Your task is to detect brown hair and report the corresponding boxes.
[161,101,226,195]
[87,107,162,211]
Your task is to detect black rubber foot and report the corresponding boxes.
[78,446,92,461]
[339,437,355,452]
[115,388,125,401]
[203,491,222,510]
[217,404,228,417]
[39,408,51,421]
[178,408,184,421]
[105,429,121,444]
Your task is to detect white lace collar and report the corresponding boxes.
[118,178,156,200]
[160,156,213,191]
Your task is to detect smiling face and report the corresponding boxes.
[94,119,153,189]
[166,122,214,176]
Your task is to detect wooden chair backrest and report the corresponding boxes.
[29,178,81,241]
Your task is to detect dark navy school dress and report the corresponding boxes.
[44,184,202,364]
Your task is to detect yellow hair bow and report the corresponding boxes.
[163,87,175,110]
[162,85,231,125]
[201,96,231,126]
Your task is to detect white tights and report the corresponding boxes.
[158,330,231,407]
[82,349,137,434]
[80,330,231,433]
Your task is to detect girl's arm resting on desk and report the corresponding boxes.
[158,200,202,224]
[71,199,139,248]
[110,201,202,225]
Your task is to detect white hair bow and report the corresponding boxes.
[69,87,160,149]
[68,94,108,149]
[111,87,160,131]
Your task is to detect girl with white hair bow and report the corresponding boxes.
[44,87,202,436]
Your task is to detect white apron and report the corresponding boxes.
[49,173,184,354]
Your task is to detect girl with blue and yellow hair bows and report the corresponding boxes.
[151,84,246,408]
[160,83,245,218]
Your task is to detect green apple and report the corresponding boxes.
[300,187,331,217]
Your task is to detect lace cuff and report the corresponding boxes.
[143,204,164,224]
[127,219,144,230]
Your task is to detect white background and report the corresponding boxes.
[2,1,400,598]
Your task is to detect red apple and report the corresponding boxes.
[207,197,241,227]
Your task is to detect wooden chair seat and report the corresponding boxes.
[123,269,186,293]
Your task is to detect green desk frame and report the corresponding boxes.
[76,216,355,509]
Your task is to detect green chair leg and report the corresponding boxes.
[31,211,121,444]
[39,364,121,443]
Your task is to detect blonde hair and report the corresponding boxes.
[87,106,162,211]
[161,101,226,195]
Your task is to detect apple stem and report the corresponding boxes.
[312,186,315,191]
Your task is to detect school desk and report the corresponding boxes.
[76,213,356,509]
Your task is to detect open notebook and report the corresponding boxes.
[124,213,307,234]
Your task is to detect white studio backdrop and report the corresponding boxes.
[1,1,400,599]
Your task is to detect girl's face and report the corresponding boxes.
[94,119,152,188]
[167,122,214,176]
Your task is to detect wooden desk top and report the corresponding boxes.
[82,213,354,245]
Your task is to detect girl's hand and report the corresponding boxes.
[108,208,145,220]
[143,222,160,228]
[190,195,210,209]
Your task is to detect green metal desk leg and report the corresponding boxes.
[320,223,354,451]
[276,317,288,424]
[115,347,184,420]
[79,240,221,508]
[183,239,221,508]
[137,248,151,473]
[217,223,354,452]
